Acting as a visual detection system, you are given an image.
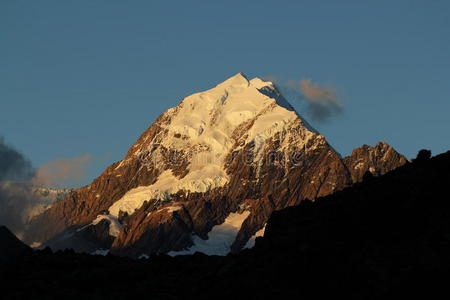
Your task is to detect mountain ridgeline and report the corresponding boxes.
[24,73,407,257]
[3,149,449,299]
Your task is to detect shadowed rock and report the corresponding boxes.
[0,226,31,264]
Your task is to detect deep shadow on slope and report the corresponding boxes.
[1,150,450,299]
[0,226,31,265]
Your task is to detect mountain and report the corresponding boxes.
[343,142,408,182]
[0,226,30,265]
[0,181,70,241]
[24,73,407,257]
[28,187,70,220]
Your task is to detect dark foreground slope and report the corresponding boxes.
[0,226,31,265]
[2,150,450,299]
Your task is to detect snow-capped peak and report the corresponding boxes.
[249,77,274,89]
[216,72,250,88]
[110,73,320,217]
[213,73,303,118]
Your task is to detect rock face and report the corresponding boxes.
[343,142,408,183]
[24,73,407,257]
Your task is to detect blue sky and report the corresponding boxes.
[1,0,449,187]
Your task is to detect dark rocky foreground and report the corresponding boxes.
[0,226,31,265]
[2,150,450,299]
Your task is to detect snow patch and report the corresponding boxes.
[92,249,109,256]
[92,214,123,237]
[114,160,125,170]
[25,187,70,220]
[148,205,183,217]
[243,224,266,249]
[168,211,250,256]
[164,205,182,213]
[30,242,42,248]
[109,166,228,217]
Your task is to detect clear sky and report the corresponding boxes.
[1,0,449,187]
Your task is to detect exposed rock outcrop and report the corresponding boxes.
[343,142,408,182]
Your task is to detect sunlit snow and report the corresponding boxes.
[91,214,123,237]
[109,73,320,217]
[91,249,109,256]
[109,166,227,217]
[243,224,266,249]
[168,211,250,256]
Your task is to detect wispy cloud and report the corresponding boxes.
[261,75,279,83]
[0,137,34,182]
[0,138,37,236]
[286,79,344,123]
[33,154,92,188]
[0,137,93,237]
[264,76,344,124]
